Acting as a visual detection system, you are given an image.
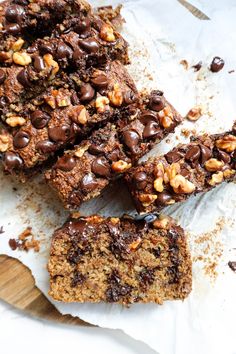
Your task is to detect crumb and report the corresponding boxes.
[186,106,202,121]
[192,61,202,72]
[13,187,17,192]
[8,227,40,252]
[228,261,236,272]
[180,59,189,70]
[228,70,235,74]
[165,138,171,144]
[181,129,191,138]
[0,226,4,234]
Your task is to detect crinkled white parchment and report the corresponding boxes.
[1,1,236,353]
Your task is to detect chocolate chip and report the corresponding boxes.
[81,173,99,192]
[140,110,157,124]
[210,57,224,73]
[106,270,132,302]
[71,92,80,105]
[0,96,9,109]
[133,171,147,190]
[74,17,91,34]
[79,38,99,53]
[166,148,183,164]
[192,61,202,72]
[217,150,231,164]
[9,238,18,250]
[31,110,50,129]
[39,43,54,55]
[88,143,105,155]
[143,120,161,139]
[54,155,76,172]
[33,55,46,72]
[123,90,138,105]
[79,83,95,102]
[5,4,24,23]
[72,47,84,61]
[152,247,161,258]
[0,69,6,84]
[56,42,73,60]
[200,144,212,164]
[90,72,109,89]
[13,131,30,149]
[5,23,21,35]
[3,151,23,171]
[139,268,155,287]
[122,129,140,154]
[36,140,57,153]
[91,156,110,177]
[228,261,236,272]
[48,125,71,143]
[156,192,173,205]
[71,271,86,287]
[149,91,165,112]
[17,69,31,87]
[185,145,201,162]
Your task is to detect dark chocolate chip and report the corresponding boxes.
[33,55,46,72]
[79,38,99,53]
[140,110,158,125]
[54,155,76,172]
[88,143,105,155]
[72,47,84,61]
[39,43,54,55]
[152,247,161,258]
[156,192,173,205]
[3,151,23,171]
[133,171,147,190]
[13,131,30,149]
[36,140,57,153]
[123,90,138,105]
[81,173,99,192]
[217,150,231,164]
[122,129,140,154]
[74,17,91,34]
[139,268,155,287]
[210,57,225,73]
[48,125,71,143]
[56,42,73,60]
[0,96,9,109]
[71,271,86,287]
[0,69,6,84]
[143,120,161,139]
[192,61,202,72]
[185,145,201,162]
[31,110,50,129]
[90,72,109,89]
[5,4,24,23]
[17,68,31,87]
[9,238,18,250]
[71,92,80,105]
[200,144,212,164]
[91,156,110,177]
[228,261,236,272]
[149,91,165,112]
[5,23,21,35]
[79,83,95,102]
[166,148,183,164]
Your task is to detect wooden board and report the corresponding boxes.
[0,1,208,325]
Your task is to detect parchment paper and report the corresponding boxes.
[1,1,236,353]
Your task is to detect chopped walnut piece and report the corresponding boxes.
[13,52,32,66]
[100,23,116,42]
[180,59,189,70]
[170,174,196,194]
[223,169,235,178]
[186,106,202,121]
[11,38,24,52]
[139,193,157,206]
[108,83,123,106]
[166,163,180,181]
[0,133,10,152]
[129,237,142,251]
[111,160,132,173]
[205,158,224,172]
[153,177,164,192]
[6,116,26,127]
[216,135,236,152]
[95,96,110,113]
[153,216,171,230]
[43,54,59,78]
[74,143,89,158]
[159,106,173,128]
[208,171,224,186]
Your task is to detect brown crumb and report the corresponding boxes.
[186,106,202,121]
[181,128,196,138]
[8,227,40,252]
[228,70,235,74]
[180,59,189,70]
[0,226,4,234]
[228,261,236,272]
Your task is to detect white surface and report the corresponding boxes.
[1,1,236,354]
[0,300,155,354]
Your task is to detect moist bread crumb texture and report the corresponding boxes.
[48,215,192,305]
